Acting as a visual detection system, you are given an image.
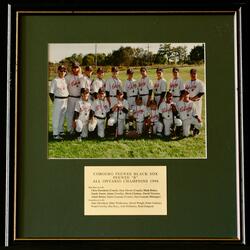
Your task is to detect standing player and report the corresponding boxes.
[159,92,182,138]
[80,66,93,94]
[185,68,205,119]
[49,65,69,140]
[153,68,166,106]
[105,66,122,106]
[137,67,153,106]
[65,61,83,134]
[168,67,185,104]
[123,68,138,110]
[108,90,129,137]
[133,96,148,136]
[91,67,106,100]
[73,89,92,141]
[90,88,110,138]
[176,90,202,137]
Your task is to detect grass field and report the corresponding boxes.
[48,64,206,159]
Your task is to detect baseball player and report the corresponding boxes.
[91,67,106,100]
[137,67,153,106]
[65,61,83,134]
[146,100,163,136]
[153,68,166,106]
[185,68,205,119]
[123,68,138,110]
[133,95,149,135]
[49,65,69,140]
[159,92,182,137]
[108,90,129,137]
[168,67,185,104]
[73,89,92,141]
[90,88,110,138]
[105,66,122,106]
[80,65,93,94]
[176,89,202,137]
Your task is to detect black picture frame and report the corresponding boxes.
[1,0,249,249]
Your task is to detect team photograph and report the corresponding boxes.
[48,43,206,159]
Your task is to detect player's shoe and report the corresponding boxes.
[193,128,200,136]
[59,132,65,136]
[53,135,63,140]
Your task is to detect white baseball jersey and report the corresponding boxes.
[91,78,105,94]
[91,99,110,118]
[110,98,129,120]
[153,78,166,96]
[123,79,138,97]
[105,77,122,96]
[159,101,176,120]
[75,99,92,121]
[185,79,205,98]
[134,104,148,122]
[176,100,197,121]
[137,76,153,95]
[147,108,160,123]
[80,75,93,92]
[169,78,185,97]
[65,73,83,97]
[50,77,69,97]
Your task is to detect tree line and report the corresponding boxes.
[52,43,204,67]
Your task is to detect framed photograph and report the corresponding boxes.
[3,0,247,248]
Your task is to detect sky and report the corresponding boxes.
[48,43,204,63]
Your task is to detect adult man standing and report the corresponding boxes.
[65,61,83,134]
[49,65,69,140]
[185,68,205,119]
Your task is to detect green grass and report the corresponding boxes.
[48,64,206,159]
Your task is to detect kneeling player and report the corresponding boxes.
[176,90,202,137]
[159,92,182,137]
[145,100,163,136]
[133,96,148,136]
[73,89,92,140]
[108,90,129,137]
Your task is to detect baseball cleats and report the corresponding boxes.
[193,128,200,136]
[53,135,63,140]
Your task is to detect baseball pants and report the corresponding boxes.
[182,117,202,137]
[75,119,88,138]
[108,117,125,135]
[193,99,203,119]
[52,98,67,136]
[136,121,144,135]
[97,118,106,138]
[66,97,79,132]
[127,96,136,110]
[163,118,182,136]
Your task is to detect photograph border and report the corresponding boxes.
[3,0,247,248]
[47,42,207,160]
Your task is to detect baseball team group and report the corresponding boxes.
[49,62,205,141]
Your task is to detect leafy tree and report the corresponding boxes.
[189,45,204,64]
[82,54,95,66]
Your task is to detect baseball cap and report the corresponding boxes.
[182,89,189,95]
[85,66,93,71]
[98,88,105,94]
[166,91,173,97]
[127,68,134,74]
[111,66,119,72]
[190,68,197,74]
[82,88,90,94]
[97,67,104,73]
[172,67,179,73]
[72,61,80,68]
[116,89,123,96]
[156,68,163,73]
[140,67,147,72]
[58,65,66,71]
